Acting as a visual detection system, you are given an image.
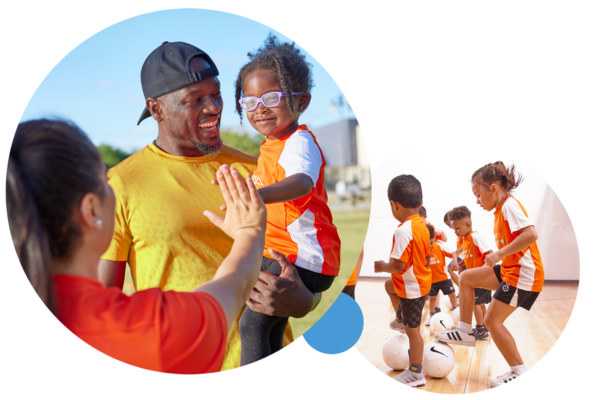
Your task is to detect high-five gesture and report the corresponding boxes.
[204,164,266,239]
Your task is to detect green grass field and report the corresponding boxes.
[122,209,370,339]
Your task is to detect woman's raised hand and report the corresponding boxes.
[204,164,266,239]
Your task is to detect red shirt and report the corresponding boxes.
[54,275,227,374]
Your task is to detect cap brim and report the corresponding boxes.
[137,107,152,125]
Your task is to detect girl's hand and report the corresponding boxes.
[204,164,266,239]
[374,261,385,273]
[485,251,502,267]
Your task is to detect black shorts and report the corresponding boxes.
[474,288,492,305]
[342,284,356,300]
[428,279,455,296]
[397,295,428,328]
[492,264,540,311]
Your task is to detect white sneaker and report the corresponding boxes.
[491,370,520,387]
[389,319,406,334]
[434,327,476,347]
[394,369,426,387]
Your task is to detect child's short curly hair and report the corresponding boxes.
[419,206,427,218]
[449,206,471,221]
[387,175,422,209]
[426,224,435,239]
[235,33,314,122]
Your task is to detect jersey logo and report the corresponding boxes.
[502,284,510,292]
[252,174,264,186]
[500,238,505,245]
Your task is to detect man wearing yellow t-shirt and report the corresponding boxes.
[98,41,316,371]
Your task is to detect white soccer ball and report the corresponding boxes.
[451,307,460,325]
[423,340,456,378]
[382,335,411,370]
[430,312,454,334]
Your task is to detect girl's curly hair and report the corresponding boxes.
[235,33,314,123]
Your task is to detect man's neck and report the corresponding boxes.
[154,132,206,157]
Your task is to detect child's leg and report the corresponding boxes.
[384,278,400,315]
[448,292,458,309]
[485,300,522,366]
[406,326,424,364]
[429,295,438,314]
[458,268,499,327]
[435,295,441,309]
[474,304,485,326]
[398,295,427,365]
[239,308,284,365]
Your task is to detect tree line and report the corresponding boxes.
[98,130,265,168]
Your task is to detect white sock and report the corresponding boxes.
[458,321,472,334]
[511,364,527,375]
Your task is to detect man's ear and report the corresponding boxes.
[146,98,164,122]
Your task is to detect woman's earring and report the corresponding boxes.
[95,219,103,227]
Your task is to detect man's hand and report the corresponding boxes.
[485,251,503,267]
[374,260,386,273]
[246,249,315,318]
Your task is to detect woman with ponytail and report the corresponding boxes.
[435,161,545,388]
[7,119,270,374]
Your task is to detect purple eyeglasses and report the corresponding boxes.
[239,91,305,112]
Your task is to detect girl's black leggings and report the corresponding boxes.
[239,256,335,366]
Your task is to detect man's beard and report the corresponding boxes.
[193,136,223,156]
[169,118,223,156]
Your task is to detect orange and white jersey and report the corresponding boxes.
[462,231,493,270]
[252,125,341,276]
[389,215,432,299]
[494,196,544,292]
[429,241,453,283]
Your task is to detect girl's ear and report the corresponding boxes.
[488,183,499,195]
[297,93,312,112]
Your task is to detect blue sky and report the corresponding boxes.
[0,8,600,150]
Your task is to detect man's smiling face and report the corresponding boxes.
[159,57,224,154]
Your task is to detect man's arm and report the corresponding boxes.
[246,249,316,318]
[98,260,126,289]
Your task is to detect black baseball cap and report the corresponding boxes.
[137,41,219,125]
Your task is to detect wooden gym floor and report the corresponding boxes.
[355,280,578,393]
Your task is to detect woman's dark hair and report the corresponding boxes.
[235,33,314,122]
[7,119,105,314]
[426,224,435,239]
[471,161,524,194]
[449,206,471,221]
[388,174,422,209]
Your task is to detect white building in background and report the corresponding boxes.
[313,98,600,282]
[313,97,600,190]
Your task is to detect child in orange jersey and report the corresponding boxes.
[419,206,447,242]
[425,224,458,326]
[234,34,341,365]
[435,162,544,388]
[375,175,431,387]
[448,206,494,340]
